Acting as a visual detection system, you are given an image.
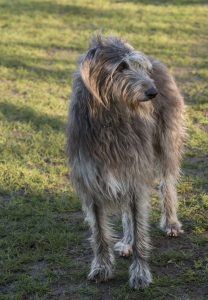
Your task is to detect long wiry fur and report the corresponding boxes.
[67,35,186,289]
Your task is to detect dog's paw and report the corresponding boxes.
[114,241,132,257]
[166,225,184,237]
[160,219,183,237]
[129,261,152,289]
[88,259,114,282]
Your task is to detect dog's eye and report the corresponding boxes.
[117,61,129,72]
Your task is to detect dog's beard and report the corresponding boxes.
[129,100,154,122]
[118,86,155,121]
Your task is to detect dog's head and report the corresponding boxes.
[80,36,157,113]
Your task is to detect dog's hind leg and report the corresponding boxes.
[114,211,133,257]
[129,186,152,289]
[86,202,115,282]
[160,174,183,237]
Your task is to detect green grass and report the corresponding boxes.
[0,0,208,299]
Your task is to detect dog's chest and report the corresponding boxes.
[106,172,126,198]
[103,117,153,162]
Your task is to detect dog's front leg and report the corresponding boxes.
[129,187,152,289]
[160,174,183,237]
[87,202,115,282]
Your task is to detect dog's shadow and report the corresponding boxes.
[0,102,65,132]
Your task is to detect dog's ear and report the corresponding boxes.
[80,47,105,106]
[86,47,97,60]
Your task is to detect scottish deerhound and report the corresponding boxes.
[67,35,186,289]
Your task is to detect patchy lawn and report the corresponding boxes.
[0,0,207,299]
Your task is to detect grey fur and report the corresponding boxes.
[67,35,186,289]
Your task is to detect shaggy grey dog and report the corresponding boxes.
[67,35,186,289]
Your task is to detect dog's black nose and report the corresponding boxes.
[145,87,158,99]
